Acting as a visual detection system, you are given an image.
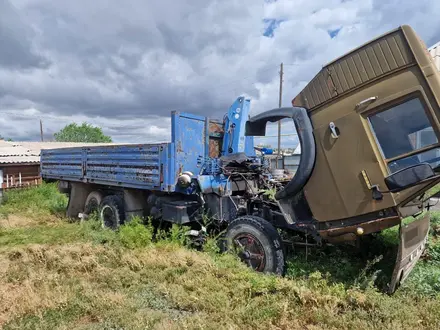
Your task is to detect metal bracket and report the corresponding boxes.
[361,170,383,200]
[355,96,378,111]
[329,122,339,139]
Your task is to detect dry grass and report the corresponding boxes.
[0,215,36,229]
[0,184,440,329]
[1,238,439,330]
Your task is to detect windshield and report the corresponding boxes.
[368,97,440,173]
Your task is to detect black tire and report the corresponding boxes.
[224,215,285,275]
[84,191,104,216]
[99,195,125,230]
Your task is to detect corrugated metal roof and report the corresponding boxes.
[429,41,440,71]
[0,140,120,165]
[0,155,40,164]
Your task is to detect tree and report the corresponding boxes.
[54,122,112,143]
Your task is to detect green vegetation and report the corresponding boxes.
[428,184,440,197]
[54,122,112,143]
[0,183,440,329]
[0,183,68,221]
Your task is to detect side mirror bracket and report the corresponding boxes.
[371,185,384,200]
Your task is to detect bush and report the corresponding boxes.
[118,217,154,249]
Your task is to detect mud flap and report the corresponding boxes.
[388,213,430,294]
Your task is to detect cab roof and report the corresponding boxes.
[291,25,430,111]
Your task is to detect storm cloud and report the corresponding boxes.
[1,0,440,145]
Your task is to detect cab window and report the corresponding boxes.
[368,97,440,173]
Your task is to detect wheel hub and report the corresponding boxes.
[233,233,266,271]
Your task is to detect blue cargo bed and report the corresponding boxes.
[41,143,173,191]
[40,110,225,192]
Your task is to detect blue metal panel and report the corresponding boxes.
[41,143,173,191]
[222,96,256,156]
[84,144,164,189]
[40,148,84,179]
[162,143,175,191]
[245,135,255,156]
[171,111,207,182]
[197,174,230,195]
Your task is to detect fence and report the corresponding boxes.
[0,166,42,190]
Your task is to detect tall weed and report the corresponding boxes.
[0,182,67,219]
[119,216,154,249]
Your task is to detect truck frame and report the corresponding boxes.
[42,25,440,293]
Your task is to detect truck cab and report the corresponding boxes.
[287,25,440,228]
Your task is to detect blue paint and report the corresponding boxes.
[255,147,273,155]
[198,157,222,176]
[41,144,167,190]
[222,96,255,157]
[197,175,230,196]
[172,111,207,186]
[328,28,341,39]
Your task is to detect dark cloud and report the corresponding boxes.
[1,0,440,143]
[0,0,49,69]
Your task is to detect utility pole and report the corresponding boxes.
[277,62,283,167]
[40,119,44,142]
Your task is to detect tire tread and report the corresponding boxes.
[226,215,285,275]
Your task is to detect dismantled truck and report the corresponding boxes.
[41,25,440,293]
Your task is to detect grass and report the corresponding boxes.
[0,183,440,329]
[0,183,68,220]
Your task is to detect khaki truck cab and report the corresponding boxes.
[290,25,440,292]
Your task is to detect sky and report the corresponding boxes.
[1,0,440,148]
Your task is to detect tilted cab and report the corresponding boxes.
[292,25,440,227]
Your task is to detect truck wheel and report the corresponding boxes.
[84,191,103,216]
[99,195,125,230]
[224,215,285,275]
